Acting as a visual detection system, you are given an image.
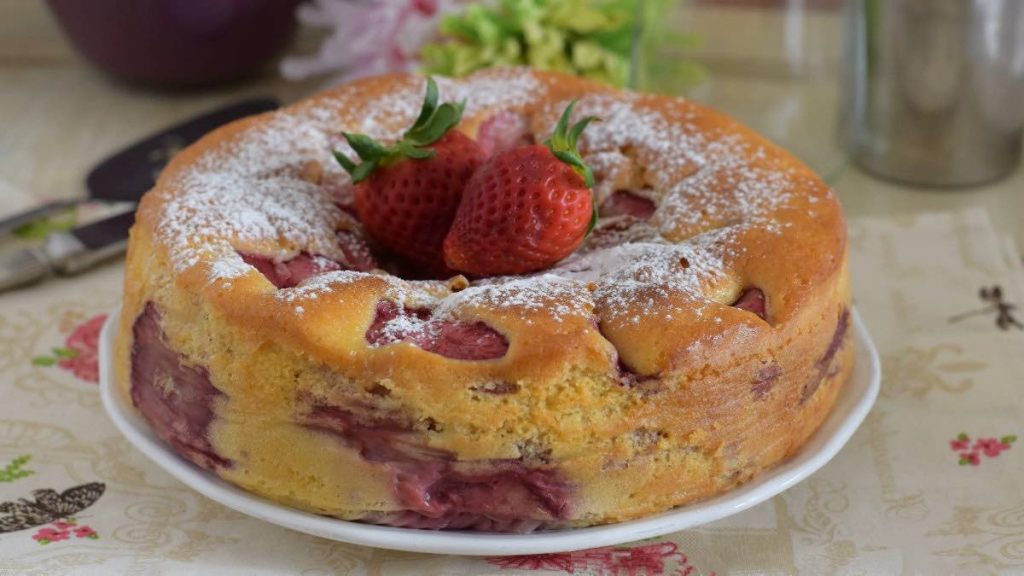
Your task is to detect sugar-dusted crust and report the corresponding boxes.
[114,68,851,530]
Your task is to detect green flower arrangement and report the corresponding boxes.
[422,0,638,87]
[282,0,702,92]
[632,0,705,93]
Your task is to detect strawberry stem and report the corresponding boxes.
[333,77,465,183]
[545,100,599,233]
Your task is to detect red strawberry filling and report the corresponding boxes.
[130,302,565,533]
[616,360,664,395]
[242,252,342,289]
[752,363,781,400]
[598,190,656,220]
[366,300,509,360]
[358,511,553,532]
[817,307,850,373]
[130,302,230,470]
[335,230,379,271]
[388,465,570,531]
[302,404,570,532]
[802,307,850,403]
[241,231,377,289]
[731,287,767,320]
[476,111,532,157]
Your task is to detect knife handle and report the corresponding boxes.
[0,199,80,238]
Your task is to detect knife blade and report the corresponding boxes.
[0,209,135,291]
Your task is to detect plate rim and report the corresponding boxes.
[99,304,881,556]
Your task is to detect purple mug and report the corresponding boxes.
[46,0,302,87]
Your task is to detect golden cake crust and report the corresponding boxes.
[115,68,851,529]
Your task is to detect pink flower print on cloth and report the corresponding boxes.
[59,313,106,382]
[952,433,1016,466]
[31,518,99,545]
[32,527,70,544]
[487,541,713,575]
[32,313,107,383]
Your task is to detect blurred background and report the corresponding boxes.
[0,0,1021,246]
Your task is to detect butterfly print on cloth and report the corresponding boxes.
[949,286,1023,330]
[0,482,105,533]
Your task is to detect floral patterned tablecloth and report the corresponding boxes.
[1,195,1022,575]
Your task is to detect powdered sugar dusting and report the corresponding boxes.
[275,270,449,319]
[354,69,545,144]
[530,90,800,324]
[207,250,252,282]
[437,275,593,323]
[154,70,805,334]
[158,69,547,286]
[568,91,799,236]
[354,83,422,137]
[438,69,543,115]
[656,134,795,236]
[275,270,370,303]
[550,228,737,324]
[573,93,707,191]
[159,105,350,278]
[375,308,434,343]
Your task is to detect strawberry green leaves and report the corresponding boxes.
[545,100,599,232]
[546,100,597,188]
[333,77,465,183]
[333,137,387,184]
[403,78,465,146]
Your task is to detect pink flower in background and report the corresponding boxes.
[57,314,107,383]
[73,526,98,539]
[950,437,970,451]
[281,0,456,85]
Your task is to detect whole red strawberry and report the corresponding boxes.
[333,77,484,276]
[443,101,598,277]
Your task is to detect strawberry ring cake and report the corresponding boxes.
[114,68,851,532]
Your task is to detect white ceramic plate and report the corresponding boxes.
[99,306,880,556]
